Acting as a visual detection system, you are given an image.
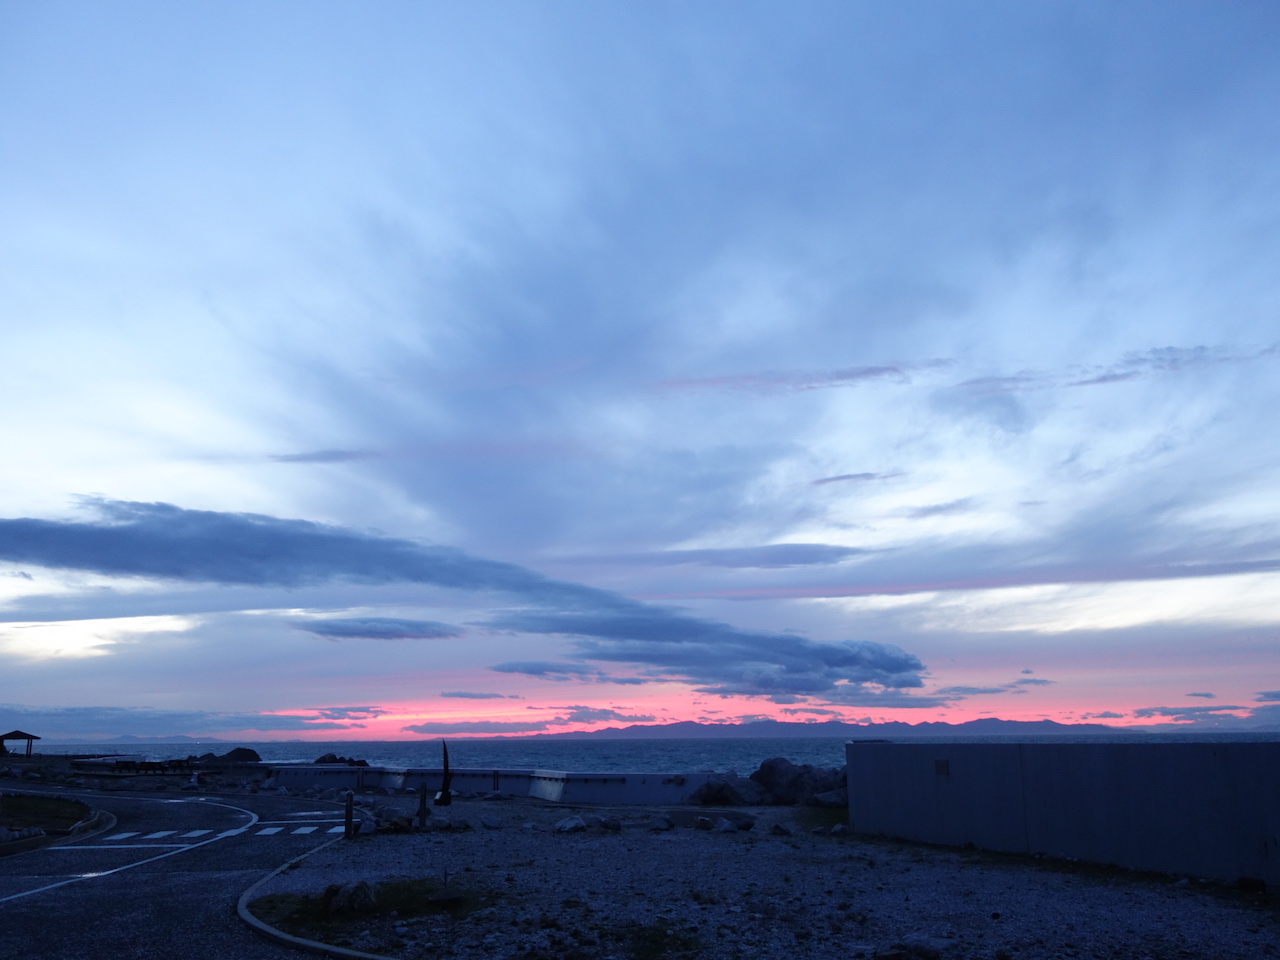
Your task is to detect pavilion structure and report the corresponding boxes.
[0,731,40,757]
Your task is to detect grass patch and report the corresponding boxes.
[250,876,499,948]
[0,794,90,832]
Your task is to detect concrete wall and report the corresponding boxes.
[845,740,1280,886]
[271,765,717,804]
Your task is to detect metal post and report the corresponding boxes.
[417,783,428,828]
[344,790,354,839]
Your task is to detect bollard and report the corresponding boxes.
[344,790,354,839]
[417,783,428,828]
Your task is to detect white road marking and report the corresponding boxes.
[141,831,177,839]
[291,826,318,834]
[326,825,346,833]
[0,798,261,906]
[53,844,190,849]
[255,826,283,835]
[103,832,139,841]
[180,829,213,837]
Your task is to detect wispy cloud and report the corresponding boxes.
[1185,691,1216,699]
[296,618,462,640]
[309,706,389,720]
[901,498,976,519]
[0,703,364,738]
[573,543,865,569]
[811,472,899,486]
[440,691,521,700]
[402,720,553,734]
[0,500,936,706]
[1255,691,1280,702]
[659,364,923,394]
[270,449,378,464]
[401,703,654,735]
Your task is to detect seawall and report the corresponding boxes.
[270,764,718,804]
[845,740,1280,886]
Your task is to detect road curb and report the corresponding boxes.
[236,837,395,960]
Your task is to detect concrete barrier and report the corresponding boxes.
[845,740,1280,886]
[271,765,718,804]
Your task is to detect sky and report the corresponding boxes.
[2,1,1280,740]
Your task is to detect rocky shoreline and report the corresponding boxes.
[253,792,1278,960]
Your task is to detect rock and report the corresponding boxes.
[713,817,738,833]
[482,791,503,800]
[831,823,850,835]
[749,757,845,805]
[480,817,503,830]
[260,777,276,790]
[769,822,793,836]
[521,821,541,832]
[315,753,341,764]
[649,817,674,832]
[599,817,622,832]
[220,747,262,762]
[689,776,771,806]
[808,787,849,808]
[554,816,587,833]
[810,825,830,835]
[694,816,714,831]
[583,815,604,828]
[358,818,377,834]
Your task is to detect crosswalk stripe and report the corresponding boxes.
[326,825,346,833]
[103,832,139,841]
[291,826,318,834]
[180,829,212,838]
[255,827,283,835]
[141,831,176,839]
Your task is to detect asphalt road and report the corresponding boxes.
[0,786,356,959]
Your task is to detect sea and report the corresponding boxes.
[31,731,1280,774]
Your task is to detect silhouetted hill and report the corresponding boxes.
[519,717,1124,740]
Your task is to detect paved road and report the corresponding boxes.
[0,786,354,959]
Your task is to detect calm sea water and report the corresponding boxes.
[34,732,1279,774]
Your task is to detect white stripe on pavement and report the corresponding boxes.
[326,825,346,833]
[141,831,177,839]
[291,826,318,834]
[255,827,283,835]
[180,829,213,837]
[103,832,139,841]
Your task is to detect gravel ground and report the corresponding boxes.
[254,795,1280,960]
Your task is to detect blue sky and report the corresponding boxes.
[2,1,1279,739]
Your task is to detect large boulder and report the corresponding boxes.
[748,757,845,805]
[220,747,262,763]
[689,776,771,806]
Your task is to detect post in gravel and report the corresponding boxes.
[344,790,354,839]
[416,782,428,828]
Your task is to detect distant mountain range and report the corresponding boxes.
[517,718,1127,740]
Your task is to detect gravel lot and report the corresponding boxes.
[254,795,1280,960]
